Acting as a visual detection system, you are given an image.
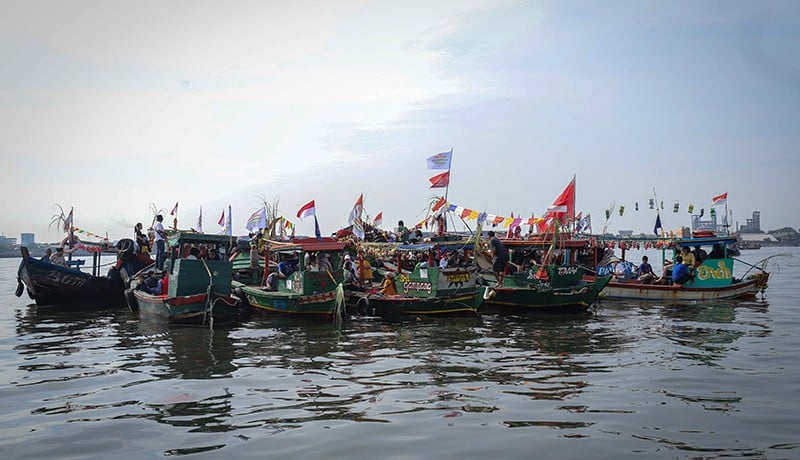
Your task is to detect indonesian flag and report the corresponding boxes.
[218,210,225,227]
[170,201,179,216]
[296,200,316,220]
[542,176,575,222]
[711,192,727,206]
[373,212,383,228]
[348,194,363,226]
[431,197,447,214]
[429,171,450,188]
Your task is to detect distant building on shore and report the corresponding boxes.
[21,233,35,245]
[0,235,16,246]
[739,211,761,233]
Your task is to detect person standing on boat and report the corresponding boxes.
[487,231,509,287]
[154,215,167,270]
[134,223,149,254]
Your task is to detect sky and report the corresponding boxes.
[1,0,799,244]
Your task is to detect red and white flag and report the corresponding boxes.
[296,200,316,220]
[170,201,179,216]
[711,192,727,206]
[429,171,450,188]
[217,210,225,227]
[373,212,383,228]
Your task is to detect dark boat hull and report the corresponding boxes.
[479,275,611,313]
[350,291,480,317]
[16,246,124,307]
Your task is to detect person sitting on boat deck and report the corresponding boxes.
[439,250,450,269]
[154,214,167,270]
[396,220,410,244]
[356,252,373,285]
[708,243,725,259]
[487,231,509,287]
[206,247,221,261]
[408,228,421,244]
[671,255,693,286]
[306,253,319,271]
[612,256,633,280]
[40,248,52,262]
[693,245,707,266]
[635,256,656,284]
[679,246,695,269]
[134,222,150,254]
[316,252,331,272]
[48,246,77,267]
[343,259,364,290]
[379,272,398,296]
[186,247,201,260]
[266,254,299,290]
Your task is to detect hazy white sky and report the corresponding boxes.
[1,0,798,243]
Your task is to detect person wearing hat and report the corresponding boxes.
[380,271,398,296]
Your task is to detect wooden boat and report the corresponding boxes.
[476,235,611,313]
[597,235,770,302]
[232,237,347,319]
[15,245,125,307]
[350,264,482,317]
[129,232,244,325]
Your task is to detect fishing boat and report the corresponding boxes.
[350,262,482,317]
[476,235,611,313]
[232,237,347,319]
[597,234,770,301]
[15,244,125,307]
[129,232,244,325]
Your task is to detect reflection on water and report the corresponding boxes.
[1,249,798,460]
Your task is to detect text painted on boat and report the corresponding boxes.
[403,281,433,295]
[696,261,732,281]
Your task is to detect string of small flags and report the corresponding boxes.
[414,198,547,230]
[72,227,109,240]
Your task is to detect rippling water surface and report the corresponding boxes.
[1,248,798,459]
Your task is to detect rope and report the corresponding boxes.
[333,283,345,325]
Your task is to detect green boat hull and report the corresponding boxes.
[233,280,345,317]
[479,268,611,313]
[351,290,481,317]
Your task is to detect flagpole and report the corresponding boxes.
[443,148,453,235]
[653,187,663,237]
[571,174,576,233]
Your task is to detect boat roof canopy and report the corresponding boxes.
[674,236,738,247]
[270,237,346,253]
[167,232,233,247]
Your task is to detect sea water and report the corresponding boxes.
[0,248,798,459]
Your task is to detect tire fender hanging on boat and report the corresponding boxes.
[15,278,24,297]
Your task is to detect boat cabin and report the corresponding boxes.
[165,232,234,297]
[266,237,345,294]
